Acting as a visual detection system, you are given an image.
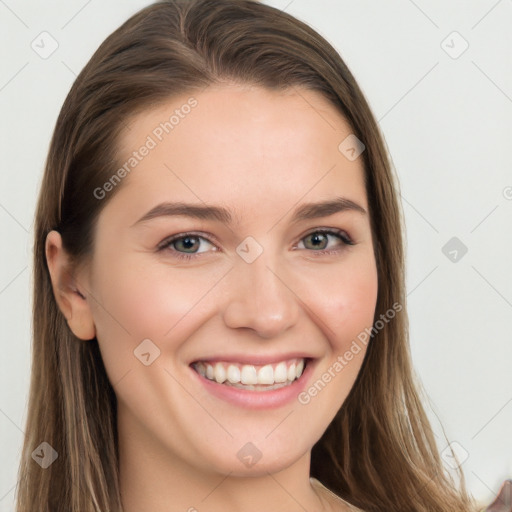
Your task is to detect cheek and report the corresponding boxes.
[89,256,225,365]
[294,256,378,425]
[301,253,379,350]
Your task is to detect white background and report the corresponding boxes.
[0,0,511,509]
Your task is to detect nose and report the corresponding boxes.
[222,251,300,339]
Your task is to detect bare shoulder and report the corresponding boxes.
[310,478,364,512]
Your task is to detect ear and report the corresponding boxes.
[45,230,96,341]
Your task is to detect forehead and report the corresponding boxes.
[107,84,368,224]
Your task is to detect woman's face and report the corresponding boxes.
[79,84,378,476]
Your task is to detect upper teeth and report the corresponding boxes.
[193,358,305,386]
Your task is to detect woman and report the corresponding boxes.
[16,0,493,510]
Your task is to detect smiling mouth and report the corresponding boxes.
[191,358,308,391]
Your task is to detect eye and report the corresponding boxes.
[157,232,218,261]
[296,228,354,256]
[157,228,354,261]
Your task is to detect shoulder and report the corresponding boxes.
[310,477,365,512]
[483,479,512,512]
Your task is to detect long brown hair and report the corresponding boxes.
[17,1,479,510]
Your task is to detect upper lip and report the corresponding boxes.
[190,353,314,366]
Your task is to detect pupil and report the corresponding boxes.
[310,233,326,249]
[181,237,197,251]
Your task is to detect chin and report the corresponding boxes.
[210,438,310,476]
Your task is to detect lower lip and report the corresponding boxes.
[190,359,315,410]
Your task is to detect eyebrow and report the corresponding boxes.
[130,196,367,228]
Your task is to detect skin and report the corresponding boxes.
[46,84,378,512]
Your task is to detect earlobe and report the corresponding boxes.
[45,230,96,341]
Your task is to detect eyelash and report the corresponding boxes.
[157,228,354,261]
